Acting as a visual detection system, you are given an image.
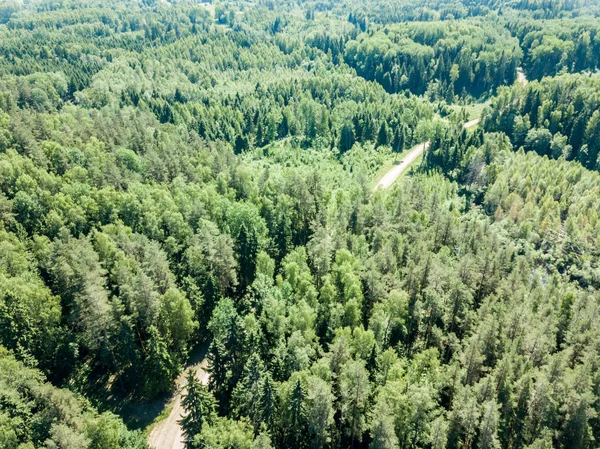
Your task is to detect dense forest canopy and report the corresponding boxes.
[1,1,600,449]
[344,21,521,98]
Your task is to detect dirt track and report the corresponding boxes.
[375,141,431,189]
[147,359,210,449]
[149,70,528,447]
[374,118,481,190]
[517,67,528,86]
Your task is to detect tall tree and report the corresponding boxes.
[288,379,308,449]
[179,369,216,448]
[340,360,371,448]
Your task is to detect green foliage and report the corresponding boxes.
[1,1,600,449]
[483,74,600,170]
[179,369,216,448]
[142,326,177,397]
[194,417,272,449]
[507,15,600,80]
[345,21,521,98]
[0,346,147,449]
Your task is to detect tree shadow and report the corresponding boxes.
[98,343,210,431]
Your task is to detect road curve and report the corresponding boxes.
[148,360,210,449]
[374,118,481,190]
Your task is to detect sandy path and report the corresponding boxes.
[517,68,528,86]
[374,118,481,190]
[462,118,481,130]
[148,359,210,449]
[375,141,430,190]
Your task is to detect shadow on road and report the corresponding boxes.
[99,343,210,431]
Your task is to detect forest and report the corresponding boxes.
[1,0,600,449]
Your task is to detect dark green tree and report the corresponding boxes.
[236,223,258,291]
[339,123,355,153]
[259,373,279,436]
[288,379,307,449]
[142,326,177,397]
[376,122,389,147]
[179,369,216,448]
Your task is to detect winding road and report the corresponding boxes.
[374,118,481,190]
[146,69,529,448]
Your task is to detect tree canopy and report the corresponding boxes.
[2,1,600,449]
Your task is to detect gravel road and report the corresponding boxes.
[147,360,210,449]
[374,118,481,190]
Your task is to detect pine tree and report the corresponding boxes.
[478,400,500,449]
[340,361,371,448]
[179,369,216,448]
[430,417,448,449]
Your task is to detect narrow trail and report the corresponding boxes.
[374,118,481,190]
[147,354,209,449]
[517,67,528,86]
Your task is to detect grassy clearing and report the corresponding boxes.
[449,101,490,120]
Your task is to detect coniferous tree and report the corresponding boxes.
[143,326,177,397]
[233,354,265,429]
[236,223,258,291]
[288,379,307,449]
[3,2,600,448]
[376,122,389,147]
[339,123,355,153]
[392,127,405,153]
[179,369,216,448]
[260,373,279,436]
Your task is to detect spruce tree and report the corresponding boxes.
[143,326,176,397]
[366,344,378,383]
[289,379,307,449]
[376,122,389,147]
[236,222,258,290]
[233,354,265,428]
[392,128,404,153]
[179,369,216,448]
[260,373,279,435]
